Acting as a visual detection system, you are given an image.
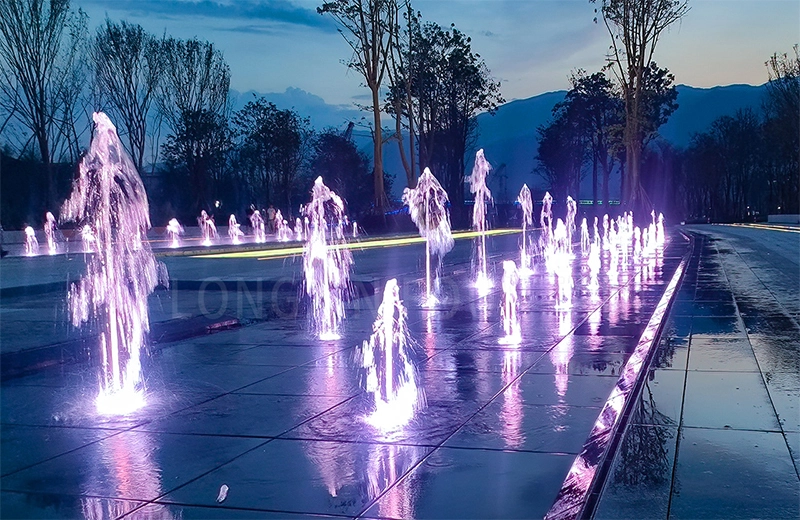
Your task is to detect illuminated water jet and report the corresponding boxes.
[199,210,217,246]
[228,214,243,244]
[249,209,266,243]
[499,260,521,344]
[468,149,493,295]
[402,167,454,307]
[517,184,533,275]
[44,211,57,254]
[166,218,183,248]
[23,226,38,256]
[360,279,423,430]
[61,112,163,415]
[303,177,353,340]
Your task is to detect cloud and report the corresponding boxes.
[83,0,334,32]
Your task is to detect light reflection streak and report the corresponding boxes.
[81,432,172,520]
[500,350,524,449]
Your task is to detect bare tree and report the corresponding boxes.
[93,19,163,173]
[157,36,230,132]
[318,0,396,213]
[592,0,688,214]
[0,0,87,206]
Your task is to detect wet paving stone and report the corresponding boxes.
[682,371,781,431]
[362,447,574,520]
[687,338,759,372]
[670,428,799,519]
[594,425,677,520]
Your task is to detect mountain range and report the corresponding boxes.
[230,83,768,199]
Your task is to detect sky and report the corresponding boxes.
[75,0,799,107]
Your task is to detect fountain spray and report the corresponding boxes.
[517,184,533,275]
[467,149,493,295]
[61,112,164,415]
[402,167,454,307]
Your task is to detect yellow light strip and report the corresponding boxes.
[719,223,800,234]
[192,228,520,259]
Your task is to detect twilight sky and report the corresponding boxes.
[75,0,799,107]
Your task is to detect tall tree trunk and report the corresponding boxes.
[371,85,386,213]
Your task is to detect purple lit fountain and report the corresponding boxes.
[303,177,353,340]
[228,214,243,244]
[249,210,266,243]
[517,184,533,275]
[467,149,493,295]
[360,279,423,430]
[166,218,183,248]
[60,112,163,415]
[23,226,38,255]
[44,211,57,254]
[402,167,454,307]
[199,210,217,246]
[499,260,521,344]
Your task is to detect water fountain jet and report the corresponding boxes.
[517,184,533,276]
[303,177,353,340]
[402,168,454,307]
[467,149,493,295]
[60,112,163,415]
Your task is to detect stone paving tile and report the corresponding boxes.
[595,227,800,519]
[1,431,265,500]
[1,490,148,519]
[669,428,799,519]
[594,425,677,520]
[362,447,574,520]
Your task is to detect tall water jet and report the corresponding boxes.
[499,260,521,344]
[541,192,553,238]
[580,218,590,253]
[303,177,353,340]
[275,211,290,241]
[228,214,243,244]
[402,167,454,307]
[565,196,577,252]
[60,112,162,415]
[24,226,38,255]
[166,218,183,248]
[249,209,266,243]
[517,184,533,275]
[360,279,423,430]
[198,210,217,246]
[467,149,493,295]
[44,211,57,254]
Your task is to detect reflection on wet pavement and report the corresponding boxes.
[0,229,723,519]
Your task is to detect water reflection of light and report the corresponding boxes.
[549,335,574,432]
[500,350,524,449]
[367,444,419,519]
[82,432,172,519]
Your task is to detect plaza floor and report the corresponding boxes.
[0,226,797,519]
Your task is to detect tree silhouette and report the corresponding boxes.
[0,0,87,206]
[318,0,395,213]
[93,19,163,173]
[591,0,689,216]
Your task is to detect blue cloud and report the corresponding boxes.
[83,0,334,31]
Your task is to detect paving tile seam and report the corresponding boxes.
[713,237,800,481]
[353,242,686,520]
[679,425,786,433]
